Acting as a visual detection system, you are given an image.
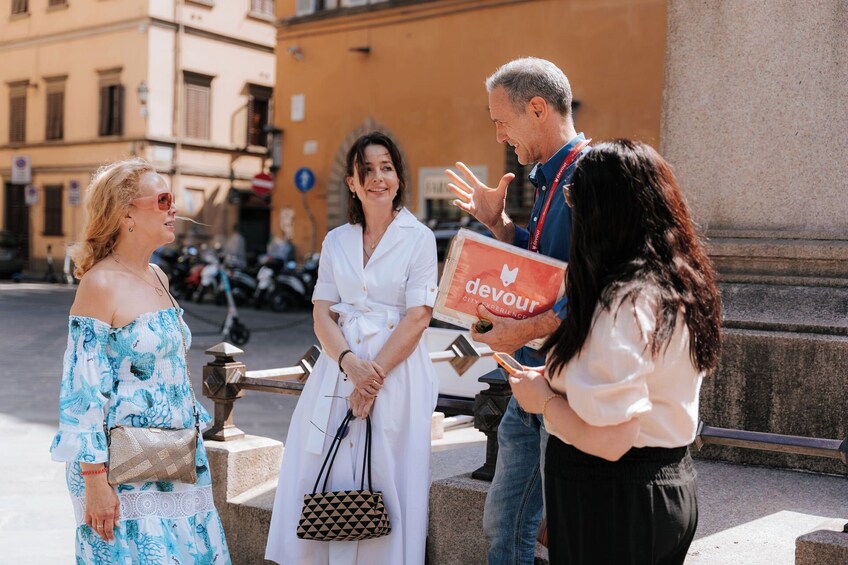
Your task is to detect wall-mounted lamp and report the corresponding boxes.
[287,45,304,61]
[137,81,150,118]
[349,46,371,55]
[263,124,284,173]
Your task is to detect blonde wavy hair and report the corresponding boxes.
[73,158,155,278]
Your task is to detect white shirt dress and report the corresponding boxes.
[265,208,439,565]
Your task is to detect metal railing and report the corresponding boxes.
[695,423,847,465]
[202,334,510,480]
[201,337,847,482]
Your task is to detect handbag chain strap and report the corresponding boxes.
[311,409,374,494]
[152,267,200,433]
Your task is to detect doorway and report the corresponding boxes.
[238,192,271,260]
[3,183,29,263]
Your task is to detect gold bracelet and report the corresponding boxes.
[542,393,561,418]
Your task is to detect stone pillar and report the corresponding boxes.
[662,0,848,284]
[661,2,848,559]
[205,436,283,565]
[661,0,848,474]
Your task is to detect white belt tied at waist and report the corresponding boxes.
[305,304,401,454]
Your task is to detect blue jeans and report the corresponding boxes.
[483,395,549,565]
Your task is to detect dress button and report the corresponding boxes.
[356,338,361,344]
[542,185,547,191]
[388,323,395,329]
[533,216,538,221]
[340,321,344,327]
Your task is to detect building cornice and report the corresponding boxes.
[0,17,274,54]
[278,0,525,38]
[149,18,275,54]
[0,136,267,156]
[0,17,145,51]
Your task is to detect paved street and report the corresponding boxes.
[1,283,846,564]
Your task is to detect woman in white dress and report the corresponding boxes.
[266,132,439,565]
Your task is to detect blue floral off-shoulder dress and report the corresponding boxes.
[50,308,231,564]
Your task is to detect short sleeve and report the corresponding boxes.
[50,317,114,463]
[563,293,657,427]
[552,295,569,320]
[405,228,438,308]
[312,231,341,303]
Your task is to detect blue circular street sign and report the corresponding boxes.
[294,167,316,193]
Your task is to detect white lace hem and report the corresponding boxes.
[72,486,216,524]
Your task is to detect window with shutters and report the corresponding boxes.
[98,70,124,137]
[11,0,28,15]
[247,85,272,147]
[43,185,64,236]
[8,82,27,144]
[45,77,66,141]
[250,0,275,17]
[295,0,390,17]
[184,72,212,140]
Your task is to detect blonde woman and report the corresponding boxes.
[50,159,231,563]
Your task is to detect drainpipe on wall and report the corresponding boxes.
[172,0,183,230]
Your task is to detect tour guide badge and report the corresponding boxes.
[433,229,567,349]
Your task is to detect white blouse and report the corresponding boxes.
[546,287,704,448]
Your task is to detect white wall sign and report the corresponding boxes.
[25,184,39,206]
[291,94,305,122]
[417,165,487,219]
[11,155,31,184]
[303,140,318,155]
[68,180,81,206]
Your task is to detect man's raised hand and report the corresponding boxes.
[446,162,515,229]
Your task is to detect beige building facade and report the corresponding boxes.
[0,0,276,272]
[270,0,667,256]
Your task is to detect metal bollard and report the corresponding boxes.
[202,342,247,441]
[471,369,512,481]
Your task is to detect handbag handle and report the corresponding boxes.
[311,409,374,494]
[152,267,200,432]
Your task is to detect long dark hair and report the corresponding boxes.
[543,140,721,375]
[345,132,406,228]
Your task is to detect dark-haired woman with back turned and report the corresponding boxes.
[508,140,721,565]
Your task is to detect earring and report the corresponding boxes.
[128,226,134,233]
[352,192,357,200]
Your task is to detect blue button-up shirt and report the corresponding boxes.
[512,133,588,366]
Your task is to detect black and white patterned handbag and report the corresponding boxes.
[297,409,391,541]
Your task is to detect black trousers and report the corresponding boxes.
[545,439,698,565]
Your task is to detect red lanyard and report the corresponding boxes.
[528,139,591,253]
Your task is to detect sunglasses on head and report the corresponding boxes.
[132,192,174,211]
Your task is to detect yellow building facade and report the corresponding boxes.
[0,0,276,272]
[271,0,667,256]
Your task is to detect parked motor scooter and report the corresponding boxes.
[223,255,258,306]
[268,253,319,312]
[253,256,283,310]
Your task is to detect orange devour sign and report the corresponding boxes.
[434,229,567,348]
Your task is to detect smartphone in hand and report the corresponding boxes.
[493,352,526,376]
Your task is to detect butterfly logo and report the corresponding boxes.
[500,264,518,287]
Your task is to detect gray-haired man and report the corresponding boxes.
[447,57,589,565]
